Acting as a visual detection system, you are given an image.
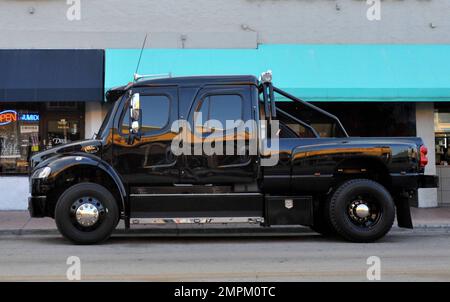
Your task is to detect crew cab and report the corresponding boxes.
[28,72,438,244]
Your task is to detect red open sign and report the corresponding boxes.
[0,110,18,126]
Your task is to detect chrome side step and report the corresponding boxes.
[130,217,265,225]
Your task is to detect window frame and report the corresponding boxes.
[191,92,245,135]
[119,93,172,136]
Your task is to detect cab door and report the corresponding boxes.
[112,87,179,186]
[181,85,259,185]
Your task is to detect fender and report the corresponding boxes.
[45,154,127,211]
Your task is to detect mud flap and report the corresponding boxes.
[395,196,413,229]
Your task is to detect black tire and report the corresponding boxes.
[329,179,395,243]
[55,182,119,245]
[310,197,336,236]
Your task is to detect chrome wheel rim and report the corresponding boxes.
[70,197,106,230]
[75,202,99,227]
[347,195,382,228]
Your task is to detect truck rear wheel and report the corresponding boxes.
[55,182,119,244]
[329,179,395,243]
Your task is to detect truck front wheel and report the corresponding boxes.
[55,182,119,244]
[329,179,395,243]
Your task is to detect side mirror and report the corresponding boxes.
[130,93,140,128]
[131,120,140,133]
[128,93,142,144]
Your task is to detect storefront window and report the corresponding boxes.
[43,102,83,149]
[47,119,80,147]
[0,102,84,174]
[0,105,41,174]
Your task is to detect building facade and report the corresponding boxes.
[0,0,449,209]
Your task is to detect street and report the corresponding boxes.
[1,228,449,282]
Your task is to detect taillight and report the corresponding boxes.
[420,145,428,168]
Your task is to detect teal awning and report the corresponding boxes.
[105,44,450,102]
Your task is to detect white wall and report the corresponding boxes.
[0,177,29,210]
[0,0,448,49]
[416,102,438,208]
[84,102,104,139]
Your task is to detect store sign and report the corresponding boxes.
[0,111,40,126]
[19,113,40,122]
[0,110,17,126]
[20,125,39,134]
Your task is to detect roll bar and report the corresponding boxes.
[259,81,349,138]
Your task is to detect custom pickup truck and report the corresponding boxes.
[28,71,438,244]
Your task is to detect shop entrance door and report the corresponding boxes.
[41,103,85,150]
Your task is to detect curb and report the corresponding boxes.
[413,224,450,230]
[0,226,312,237]
[1,225,450,236]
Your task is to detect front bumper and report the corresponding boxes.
[28,196,47,218]
[28,175,55,218]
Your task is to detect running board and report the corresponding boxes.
[130,217,265,225]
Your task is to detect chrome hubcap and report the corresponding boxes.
[71,197,105,228]
[75,203,99,227]
[348,195,382,228]
[355,204,370,218]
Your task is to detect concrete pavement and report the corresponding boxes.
[0,228,449,281]
[0,207,449,236]
[1,208,449,282]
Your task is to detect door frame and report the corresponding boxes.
[111,85,180,186]
[180,84,259,184]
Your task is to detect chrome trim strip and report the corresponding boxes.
[130,217,264,225]
[265,174,333,179]
[291,174,333,178]
[130,193,262,197]
[389,173,420,177]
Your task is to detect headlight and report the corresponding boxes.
[31,167,52,179]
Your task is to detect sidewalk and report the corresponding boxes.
[0,207,449,236]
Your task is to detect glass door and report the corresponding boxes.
[42,103,84,150]
[46,118,81,148]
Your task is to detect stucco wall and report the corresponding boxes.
[0,177,29,210]
[85,102,105,139]
[416,102,438,208]
[0,0,448,49]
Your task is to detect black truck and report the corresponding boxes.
[28,72,438,244]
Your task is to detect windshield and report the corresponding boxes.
[96,103,114,139]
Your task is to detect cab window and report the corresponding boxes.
[121,95,170,134]
[194,94,242,132]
